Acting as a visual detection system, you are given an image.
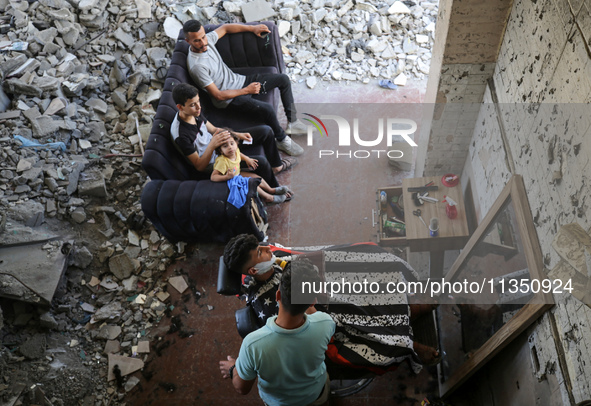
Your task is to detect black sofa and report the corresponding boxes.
[141,22,285,243]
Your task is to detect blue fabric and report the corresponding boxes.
[235,312,335,406]
[14,135,66,151]
[227,175,250,209]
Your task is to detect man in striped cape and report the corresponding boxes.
[223,234,440,374]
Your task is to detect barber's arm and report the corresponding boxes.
[219,356,256,395]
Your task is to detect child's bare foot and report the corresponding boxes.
[413,342,440,365]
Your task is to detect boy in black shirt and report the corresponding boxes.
[171,84,295,186]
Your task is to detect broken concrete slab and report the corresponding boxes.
[104,340,121,354]
[137,340,149,353]
[80,302,96,313]
[69,245,93,269]
[66,161,85,196]
[156,291,170,302]
[107,354,144,381]
[88,276,100,287]
[0,239,69,305]
[39,312,59,330]
[113,28,135,48]
[71,207,87,224]
[0,110,22,120]
[163,17,183,40]
[44,98,67,116]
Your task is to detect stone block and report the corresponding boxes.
[78,169,107,197]
[109,253,135,280]
[241,0,276,22]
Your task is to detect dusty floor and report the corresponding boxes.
[125,247,440,405]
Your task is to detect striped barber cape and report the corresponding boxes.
[242,242,422,375]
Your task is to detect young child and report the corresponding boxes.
[211,132,292,204]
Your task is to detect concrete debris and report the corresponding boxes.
[107,354,144,381]
[97,325,122,340]
[109,253,135,280]
[163,16,183,39]
[69,245,93,268]
[104,340,121,354]
[19,334,46,359]
[125,376,141,392]
[137,340,150,353]
[394,72,408,86]
[92,301,123,323]
[242,0,276,23]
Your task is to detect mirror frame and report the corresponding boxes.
[440,174,554,397]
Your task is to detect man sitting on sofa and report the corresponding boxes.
[172,83,294,188]
[183,20,307,157]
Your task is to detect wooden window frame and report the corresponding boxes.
[440,174,554,397]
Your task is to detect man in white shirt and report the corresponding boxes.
[183,20,307,157]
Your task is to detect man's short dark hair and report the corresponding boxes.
[183,20,203,34]
[224,234,259,274]
[280,260,320,316]
[172,83,199,106]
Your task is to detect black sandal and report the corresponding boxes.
[276,158,298,174]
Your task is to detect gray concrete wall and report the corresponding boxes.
[463,0,591,403]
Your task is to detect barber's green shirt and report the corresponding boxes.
[235,312,335,406]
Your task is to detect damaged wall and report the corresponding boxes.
[418,0,513,176]
[463,0,591,403]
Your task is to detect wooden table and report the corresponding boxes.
[402,176,470,278]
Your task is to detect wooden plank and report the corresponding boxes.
[440,303,553,396]
[439,175,555,397]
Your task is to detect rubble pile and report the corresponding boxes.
[0,235,191,404]
[168,0,437,87]
[0,0,192,402]
[278,0,436,86]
